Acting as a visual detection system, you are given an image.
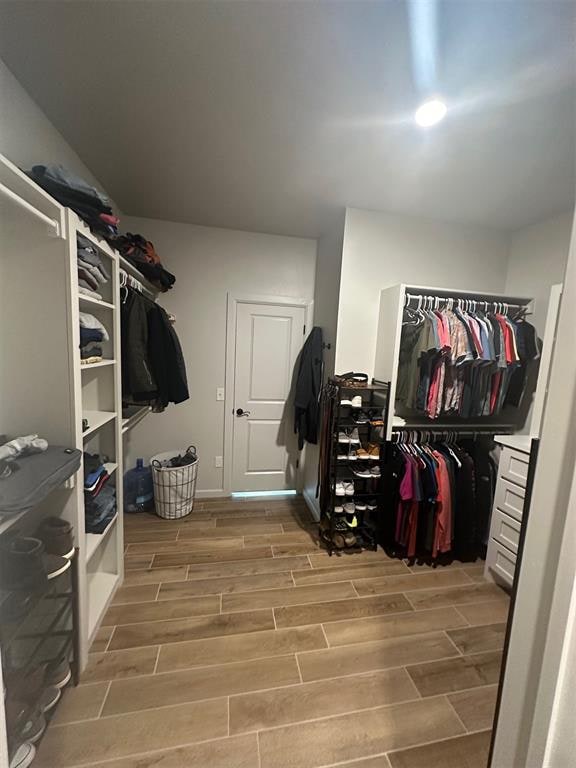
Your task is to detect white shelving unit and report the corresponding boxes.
[67,213,125,660]
[0,154,161,761]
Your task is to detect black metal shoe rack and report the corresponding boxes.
[320,378,391,556]
[0,550,80,763]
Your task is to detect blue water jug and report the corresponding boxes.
[124,458,154,514]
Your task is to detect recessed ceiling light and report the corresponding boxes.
[415,98,447,127]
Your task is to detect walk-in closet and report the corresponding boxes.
[1,2,575,767]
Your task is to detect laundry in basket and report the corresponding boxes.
[150,446,198,519]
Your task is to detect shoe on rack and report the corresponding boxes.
[338,431,351,444]
[38,686,61,713]
[45,554,71,581]
[347,448,358,461]
[334,505,344,514]
[340,397,353,407]
[331,516,357,547]
[0,537,47,592]
[343,501,355,513]
[366,498,378,511]
[355,501,367,512]
[350,395,363,409]
[345,513,358,528]
[356,446,370,460]
[335,482,345,497]
[353,466,371,478]
[367,444,380,460]
[353,410,370,424]
[342,481,354,497]
[370,410,384,426]
[370,466,381,478]
[349,428,361,444]
[20,712,46,743]
[37,517,74,559]
[9,743,36,768]
[45,657,72,689]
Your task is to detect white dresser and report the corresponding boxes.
[485,435,533,589]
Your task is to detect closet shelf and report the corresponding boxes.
[81,359,116,370]
[122,406,151,434]
[78,295,115,310]
[85,514,118,563]
[82,410,116,438]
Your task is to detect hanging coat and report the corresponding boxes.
[294,327,323,450]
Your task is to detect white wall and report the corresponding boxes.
[122,216,316,493]
[335,207,510,376]
[0,58,115,206]
[505,212,572,336]
[302,216,344,516]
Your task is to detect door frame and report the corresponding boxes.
[224,292,314,496]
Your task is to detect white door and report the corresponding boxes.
[231,300,307,492]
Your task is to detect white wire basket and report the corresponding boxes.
[150,447,198,519]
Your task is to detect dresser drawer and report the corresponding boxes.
[489,539,517,588]
[494,477,526,522]
[492,508,521,555]
[500,447,529,489]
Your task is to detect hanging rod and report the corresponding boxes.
[404,292,529,314]
[119,267,155,299]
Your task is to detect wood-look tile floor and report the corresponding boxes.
[36,497,510,768]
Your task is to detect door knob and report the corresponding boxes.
[236,408,251,417]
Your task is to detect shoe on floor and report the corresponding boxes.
[45,656,71,689]
[37,517,74,559]
[353,466,371,478]
[9,743,36,768]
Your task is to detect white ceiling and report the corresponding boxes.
[0,0,574,238]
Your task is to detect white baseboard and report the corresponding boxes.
[195,489,229,499]
[303,487,320,521]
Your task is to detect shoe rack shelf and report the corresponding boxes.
[322,378,391,556]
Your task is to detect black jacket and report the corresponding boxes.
[294,327,323,450]
[121,288,189,409]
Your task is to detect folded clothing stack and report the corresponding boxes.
[84,453,116,533]
[77,234,110,301]
[27,165,119,239]
[79,312,109,365]
[114,232,176,292]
